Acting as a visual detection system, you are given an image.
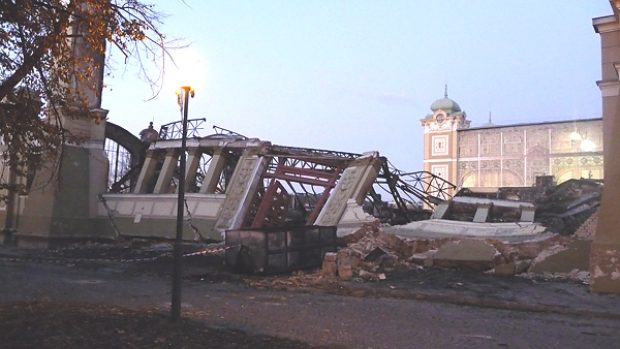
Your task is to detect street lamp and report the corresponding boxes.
[171,85,194,321]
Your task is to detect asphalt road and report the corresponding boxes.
[1,255,619,348]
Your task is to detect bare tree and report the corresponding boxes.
[0,0,170,197]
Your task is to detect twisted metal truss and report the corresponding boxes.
[212,125,248,139]
[398,170,456,205]
[158,118,207,140]
[372,158,457,220]
[270,145,360,166]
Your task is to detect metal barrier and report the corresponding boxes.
[225,225,337,274]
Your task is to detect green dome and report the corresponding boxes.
[430,97,461,113]
[430,85,461,114]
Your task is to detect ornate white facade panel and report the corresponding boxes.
[526,157,550,185]
[551,155,604,183]
[480,131,501,157]
[431,135,449,156]
[525,128,550,156]
[431,164,449,179]
[502,130,523,156]
[458,132,477,158]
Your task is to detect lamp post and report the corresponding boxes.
[171,85,194,321]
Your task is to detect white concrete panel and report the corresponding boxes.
[152,201,175,216]
[387,219,547,239]
[184,199,198,214]
[338,199,374,225]
[116,200,136,215]
[193,200,223,218]
[134,201,154,215]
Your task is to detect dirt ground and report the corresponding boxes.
[2,240,620,348]
[0,301,325,349]
[0,241,336,348]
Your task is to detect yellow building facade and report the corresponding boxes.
[421,93,603,191]
[590,0,620,293]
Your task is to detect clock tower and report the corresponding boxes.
[420,86,470,191]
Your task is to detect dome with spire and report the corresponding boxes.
[430,85,461,114]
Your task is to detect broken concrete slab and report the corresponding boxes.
[493,260,531,276]
[494,262,517,276]
[375,231,413,257]
[385,219,549,242]
[409,250,437,267]
[433,239,500,271]
[529,240,591,274]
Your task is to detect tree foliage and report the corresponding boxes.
[0,0,168,195]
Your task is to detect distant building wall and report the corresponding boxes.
[421,95,603,191]
[456,119,604,190]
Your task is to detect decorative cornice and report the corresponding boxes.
[593,14,620,33]
[423,159,457,163]
[597,79,620,97]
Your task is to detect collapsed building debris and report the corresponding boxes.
[2,115,604,284]
[534,178,603,235]
[381,193,549,243]
[96,122,458,243]
[447,177,602,237]
[322,210,597,283]
[336,178,602,282]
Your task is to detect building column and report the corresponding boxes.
[133,150,159,194]
[591,77,620,293]
[17,111,110,247]
[591,6,620,293]
[153,149,179,194]
[12,4,111,247]
[183,148,202,193]
[199,149,227,194]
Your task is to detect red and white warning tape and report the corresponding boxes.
[0,245,237,265]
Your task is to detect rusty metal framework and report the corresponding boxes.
[245,146,457,228]
[104,121,457,225]
[159,118,207,140]
[370,159,457,222]
[244,145,353,229]
[269,145,360,165]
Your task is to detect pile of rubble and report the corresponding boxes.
[535,178,602,235]
[321,222,453,281]
[321,218,595,283]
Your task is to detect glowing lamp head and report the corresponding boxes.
[176,86,195,109]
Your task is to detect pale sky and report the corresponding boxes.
[101,0,613,171]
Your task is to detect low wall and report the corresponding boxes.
[98,193,226,241]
